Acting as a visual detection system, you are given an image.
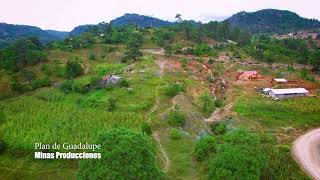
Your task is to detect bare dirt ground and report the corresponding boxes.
[292,128,320,180]
[204,103,233,122]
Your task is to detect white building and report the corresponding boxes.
[273,78,288,83]
[266,88,309,99]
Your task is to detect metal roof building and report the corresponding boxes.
[273,78,288,83]
[266,88,309,99]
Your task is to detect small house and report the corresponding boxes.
[236,71,259,80]
[271,78,288,86]
[271,78,288,83]
[265,88,309,99]
[100,75,122,87]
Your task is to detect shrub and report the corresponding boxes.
[164,83,183,97]
[78,128,164,179]
[194,136,217,161]
[214,99,224,108]
[65,59,84,79]
[173,43,182,54]
[107,97,117,111]
[40,64,52,76]
[210,122,227,135]
[0,140,6,154]
[31,76,52,89]
[188,43,217,57]
[208,144,266,180]
[198,93,215,115]
[300,68,315,82]
[88,52,96,60]
[164,45,173,56]
[10,81,31,93]
[170,128,182,140]
[60,80,74,93]
[118,79,129,87]
[89,76,101,89]
[168,110,185,127]
[72,81,89,94]
[142,122,152,136]
[21,69,36,83]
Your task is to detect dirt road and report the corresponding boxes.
[292,128,320,180]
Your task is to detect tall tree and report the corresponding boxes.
[65,59,84,79]
[123,31,143,61]
[78,128,163,180]
[175,14,182,23]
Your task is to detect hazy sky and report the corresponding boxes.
[0,0,319,31]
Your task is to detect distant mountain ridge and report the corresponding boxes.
[110,13,174,27]
[45,30,68,39]
[0,23,68,48]
[224,9,320,34]
[2,9,320,48]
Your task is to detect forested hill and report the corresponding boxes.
[69,25,98,36]
[110,13,174,27]
[0,23,67,48]
[225,9,320,34]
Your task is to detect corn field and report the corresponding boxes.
[235,96,320,114]
[0,96,143,150]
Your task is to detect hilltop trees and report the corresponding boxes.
[78,128,163,180]
[123,30,143,61]
[175,14,182,23]
[168,20,251,45]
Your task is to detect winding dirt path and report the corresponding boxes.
[145,86,159,122]
[145,59,170,172]
[153,131,170,172]
[292,128,320,180]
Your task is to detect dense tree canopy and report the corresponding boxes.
[0,37,47,71]
[65,59,84,79]
[194,129,267,180]
[78,128,163,180]
[123,30,143,61]
[247,36,315,64]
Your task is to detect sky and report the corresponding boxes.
[0,0,319,31]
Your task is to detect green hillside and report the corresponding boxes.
[0,17,319,179]
[225,9,320,34]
